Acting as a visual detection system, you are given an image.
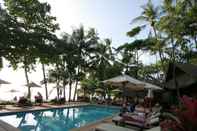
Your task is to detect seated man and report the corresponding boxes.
[35,92,43,105]
[120,103,129,116]
[127,102,135,112]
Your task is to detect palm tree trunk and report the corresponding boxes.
[194,36,197,48]
[42,63,48,100]
[0,57,3,69]
[63,79,66,100]
[73,80,78,101]
[68,78,72,102]
[56,73,60,100]
[73,67,80,101]
[24,65,30,99]
[153,26,165,72]
[135,51,139,78]
[171,37,181,102]
[56,81,60,100]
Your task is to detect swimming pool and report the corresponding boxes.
[0,105,119,131]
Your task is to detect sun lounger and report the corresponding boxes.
[95,123,135,131]
[113,111,160,129]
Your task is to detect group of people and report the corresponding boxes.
[120,102,136,115]
[13,92,43,105]
[120,97,159,115]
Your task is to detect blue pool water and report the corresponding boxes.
[0,105,119,131]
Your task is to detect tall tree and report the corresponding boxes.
[132,0,166,72]
[4,0,58,98]
[70,26,99,101]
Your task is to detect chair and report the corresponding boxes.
[113,111,160,129]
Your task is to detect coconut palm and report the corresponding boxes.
[132,0,166,71]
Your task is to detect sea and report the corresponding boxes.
[0,59,77,102]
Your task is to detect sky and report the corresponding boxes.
[43,0,160,47]
[0,0,161,101]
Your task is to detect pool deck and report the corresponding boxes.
[0,120,20,131]
[0,102,89,115]
[71,116,160,131]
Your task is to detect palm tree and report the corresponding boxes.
[132,0,166,71]
[70,26,99,101]
[89,39,114,81]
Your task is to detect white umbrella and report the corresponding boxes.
[25,82,41,88]
[112,88,123,93]
[144,83,162,90]
[103,74,144,85]
[95,88,104,92]
[0,78,11,84]
[53,85,64,89]
[103,74,145,91]
[8,89,19,93]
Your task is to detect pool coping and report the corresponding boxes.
[0,120,20,131]
[0,103,90,116]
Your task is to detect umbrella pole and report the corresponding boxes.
[122,82,126,103]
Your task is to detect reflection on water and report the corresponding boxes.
[0,105,119,131]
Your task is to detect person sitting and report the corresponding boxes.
[35,92,43,105]
[128,102,135,112]
[13,96,17,102]
[120,103,128,116]
[18,96,32,107]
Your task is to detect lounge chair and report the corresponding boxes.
[113,111,160,129]
[95,123,135,131]
[122,113,159,129]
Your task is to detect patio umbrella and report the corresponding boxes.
[144,83,162,90]
[7,89,19,93]
[53,85,64,89]
[0,78,11,84]
[112,88,123,93]
[103,74,145,91]
[95,88,104,92]
[103,74,145,100]
[25,82,41,88]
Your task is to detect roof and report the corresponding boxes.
[165,63,197,89]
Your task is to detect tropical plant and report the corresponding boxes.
[160,96,197,131]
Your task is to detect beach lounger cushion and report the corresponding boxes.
[121,112,160,128]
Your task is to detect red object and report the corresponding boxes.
[160,95,197,131]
